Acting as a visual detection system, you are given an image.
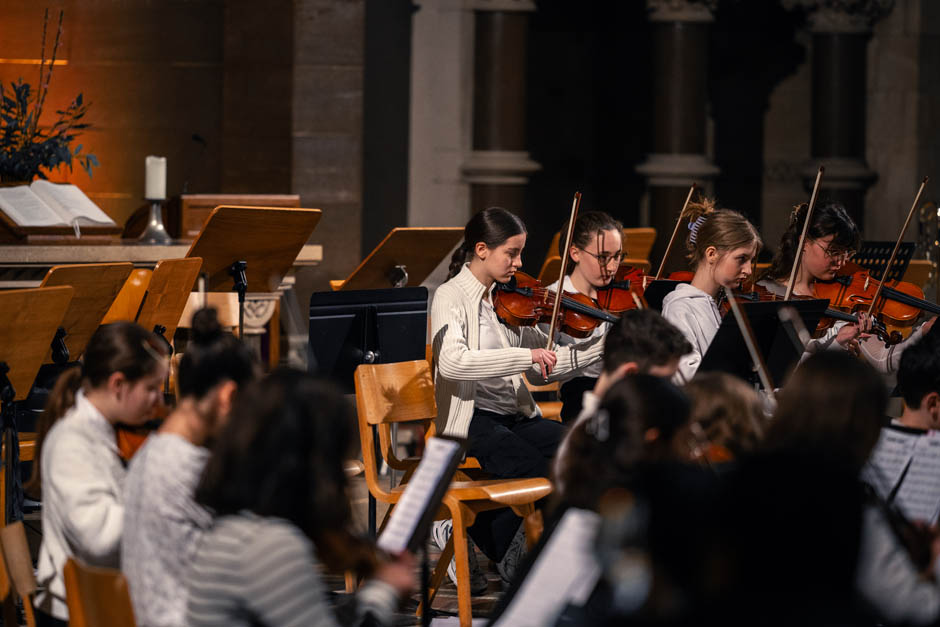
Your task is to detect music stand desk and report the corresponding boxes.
[699,299,828,388]
[39,263,133,364]
[136,257,203,342]
[331,227,463,291]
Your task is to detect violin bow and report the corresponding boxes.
[866,177,929,317]
[784,166,825,301]
[655,183,697,280]
[726,290,776,399]
[546,191,582,350]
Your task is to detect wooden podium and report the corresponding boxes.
[330,227,463,291]
[0,286,74,525]
[186,206,322,336]
[38,263,133,363]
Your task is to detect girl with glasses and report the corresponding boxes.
[543,210,625,421]
[759,201,935,373]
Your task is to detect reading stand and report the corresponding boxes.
[642,279,685,312]
[186,206,322,337]
[135,257,203,351]
[699,299,828,387]
[329,227,463,291]
[0,286,74,524]
[39,263,134,364]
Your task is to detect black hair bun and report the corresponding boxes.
[191,307,224,346]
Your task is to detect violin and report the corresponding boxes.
[493,272,620,338]
[115,397,169,461]
[813,261,940,341]
[729,280,899,345]
[594,265,651,313]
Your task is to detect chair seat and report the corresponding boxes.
[391,477,552,506]
[537,401,563,422]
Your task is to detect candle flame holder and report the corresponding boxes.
[139,199,172,244]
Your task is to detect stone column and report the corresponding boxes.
[789,0,893,229]
[461,0,540,216]
[636,0,719,273]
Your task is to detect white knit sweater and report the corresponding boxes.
[431,265,605,437]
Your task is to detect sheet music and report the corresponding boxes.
[0,185,63,226]
[895,432,940,524]
[864,426,920,498]
[377,437,461,555]
[30,181,114,225]
[492,508,602,627]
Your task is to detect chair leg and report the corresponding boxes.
[450,505,474,627]
[511,504,541,549]
[344,570,357,593]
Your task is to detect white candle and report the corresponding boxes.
[145,155,167,200]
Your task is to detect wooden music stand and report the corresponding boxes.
[330,227,463,291]
[185,206,322,336]
[135,258,203,347]
[39,263,133,364]
[0,286,74,524]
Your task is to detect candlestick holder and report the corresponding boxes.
[139,199,172,244]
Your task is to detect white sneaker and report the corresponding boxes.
[430,519,487,595]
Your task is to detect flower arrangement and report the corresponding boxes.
[0,9,98,183]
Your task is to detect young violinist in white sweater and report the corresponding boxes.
[542,210,623,422]
[28,323,169,627]
[430,206,605,587]
[661,198,762,382]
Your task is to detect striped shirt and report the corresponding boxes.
[185,513,399,627]
[123,433,212,627]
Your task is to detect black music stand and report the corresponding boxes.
[308,287,429,538]
[699,299,828,388]
[857,241,915,282]
[643,279,685,312]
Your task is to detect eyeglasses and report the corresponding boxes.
[813,240,855,262]
[578,249,624,267]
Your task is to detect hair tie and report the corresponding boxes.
[688,216,707,246]
[586,408,610,442]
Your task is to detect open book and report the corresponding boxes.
[0,181,115,236]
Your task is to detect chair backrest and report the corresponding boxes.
[0,522,36,627]
[63,558,136,627]
[543,226,658,270]
[354,360,436,498]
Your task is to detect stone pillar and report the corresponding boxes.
[789,1,893,229]
[461,0,540,216]
[636,0,719,273]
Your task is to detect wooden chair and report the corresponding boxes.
[355,360,552,626]
[0,521,37,627]
[523,376,563,422]
[63,558,136,627]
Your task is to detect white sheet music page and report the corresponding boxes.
[30,180,115,225]
[492,508,602,627]
[0,185,63,226]
[895,432,940,524]
[863,426,920,498]
[377,437,460,555]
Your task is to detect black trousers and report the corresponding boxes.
[465,409,565,561]
[559,376,598,424]
[36,609,68,627]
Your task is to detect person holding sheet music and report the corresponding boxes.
[123,308,258,627]
[185,369,415,627]
[764,351,940,626]
[759,201,934,370]
[542,210,624,422]
[28,323,169,627]
[661,197,762,382]
[431,207,605,588]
